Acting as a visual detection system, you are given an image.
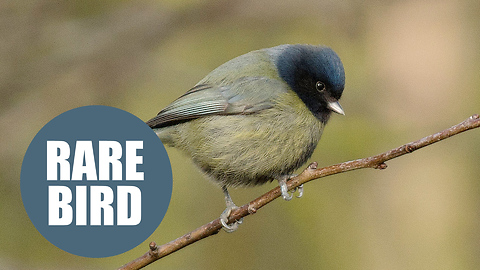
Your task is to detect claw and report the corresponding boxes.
[278,175,303,201]
[294,184,304,198]
[220,208,242,232]
[220,186,243,233]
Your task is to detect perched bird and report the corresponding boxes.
[146,44,345,232]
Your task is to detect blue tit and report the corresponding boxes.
[147,44,345,232]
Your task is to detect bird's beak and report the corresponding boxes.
[327,100,345,115]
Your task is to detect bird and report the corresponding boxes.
[146,44,345,232]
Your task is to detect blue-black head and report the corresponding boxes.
[275,44,345,123]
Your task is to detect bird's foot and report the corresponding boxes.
[278,175,303,201]
[220,204,243,233]
[220,186,243,233]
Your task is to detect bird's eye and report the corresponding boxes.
[315,81,325,92]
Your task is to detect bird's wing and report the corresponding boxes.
[146,76,288,128]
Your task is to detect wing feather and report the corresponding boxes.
[146,77,287,128]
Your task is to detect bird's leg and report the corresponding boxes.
[219,186,243,232]
[278,175,303,201]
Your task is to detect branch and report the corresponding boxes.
[119,114,480,270]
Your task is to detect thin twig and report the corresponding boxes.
[119,114,480,270]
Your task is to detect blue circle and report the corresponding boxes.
[21,105,172,258]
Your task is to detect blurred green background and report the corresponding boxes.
[1,0,480,269]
